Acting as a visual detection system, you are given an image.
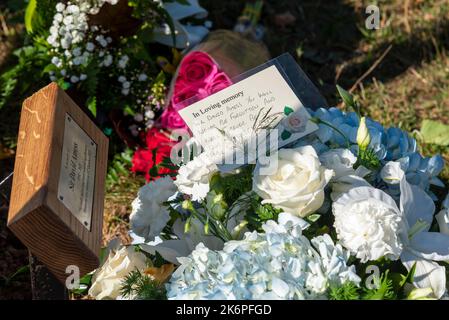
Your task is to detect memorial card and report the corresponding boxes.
[179,65,318,165]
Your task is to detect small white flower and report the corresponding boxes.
[122,81,130,89]
[55,3,65,12]
[102,55,113,67]
[145,109,155,119]
[118,76,126,83]
[86,42,95,52]
[67,5,80,15]
[73,56,83,65]
[51,56,61,67]
[130,177,177,242]
[121,88,130,96]
[118,55,129,69]
[47,35,57,46]
[70,75,79,83]
[63,15,74,26]
[175,153,218,202]
[72,47,82,56]
[59,27,67,36]
[54,13,63,23]
[49,26,58,36]
[61,38,70,49]
[80,74,87,81]
[134,113,144,122]
[50,75,57,81]
[60,69,67,76]
[138,73,148,81]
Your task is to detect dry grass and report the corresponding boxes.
[102,174,145,246]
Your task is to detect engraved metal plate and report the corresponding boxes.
[58,114,97,230]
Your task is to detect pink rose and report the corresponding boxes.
[159,105,188,130]
[178,51,218,85]
[172,85,207,109]
[206,71,232,95]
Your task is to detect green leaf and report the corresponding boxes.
[400,262,416,287]
[149,166,159,177]
[306,214,321,223]
[336,85,355,108]
[284,106,294,115]
[87,96,97,117]
[281,130,292,140]
[24,0,37,33]
[420,120,449,146]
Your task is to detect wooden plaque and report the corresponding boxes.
[7,83,108,283]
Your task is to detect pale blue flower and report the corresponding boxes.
[166,213,360,300]
[304,107,444,197]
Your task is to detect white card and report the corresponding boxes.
[178,65,318,165]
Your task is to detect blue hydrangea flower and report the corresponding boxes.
[303,107,445,197]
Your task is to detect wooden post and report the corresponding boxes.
[7,83,108,296]
[29,252,68,300]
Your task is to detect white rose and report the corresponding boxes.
[174,152,218,202]
[333,186,405,262]
[253,146,334,217]
[88,246,147,300]
[130,176,177,242]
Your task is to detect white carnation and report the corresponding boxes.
[333,186,404,262]
[175,153,218,202]
[130,176,177,242]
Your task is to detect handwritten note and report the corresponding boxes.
[178,65,318,164]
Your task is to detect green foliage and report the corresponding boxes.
[362,270,396,300]
[106,148,134,187]
[329,268,407,300]
[0,45,50,110]
[356,147,382,171]
[337,85,355,108]
[25,0,57,36]
[245,195,282,232]
[209,165,254,205]
[70,273,93,296]
[24,0,38,33]
[148,153,179,180]
[329,282,360,300]
[121,269,167,300]
[420,119,449,146]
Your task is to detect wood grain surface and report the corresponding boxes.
[7,83,108,283]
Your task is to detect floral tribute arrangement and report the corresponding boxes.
[84,79,449,300]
